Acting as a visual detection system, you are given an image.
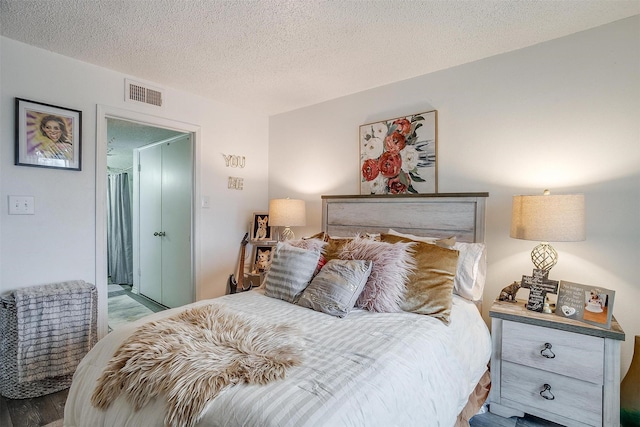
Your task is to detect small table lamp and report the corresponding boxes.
[510,190,585,271]
[268,198,306,241]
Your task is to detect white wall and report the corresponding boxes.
[0,37,269,334]
[269,16,640,375]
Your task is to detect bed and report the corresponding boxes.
[65,193,491,427]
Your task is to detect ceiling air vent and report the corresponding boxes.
[125,79,164,107]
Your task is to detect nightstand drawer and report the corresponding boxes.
[502,361,603,426]
[502,320,604,383]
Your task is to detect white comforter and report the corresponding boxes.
[65,290,491,427]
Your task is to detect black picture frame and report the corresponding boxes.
[252,244,275,273]
[15,98,82,171]
[250,212,275,242]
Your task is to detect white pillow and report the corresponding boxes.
[452,242,486,301]
[387,229,486,301]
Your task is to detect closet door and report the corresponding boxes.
[160,138,192,308]
[138,144,163,303]
[137,138,193,309]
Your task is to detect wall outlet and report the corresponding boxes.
[201,196,210,208]
[8,196,35,215]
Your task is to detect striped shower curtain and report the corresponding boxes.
[107,172,133,285]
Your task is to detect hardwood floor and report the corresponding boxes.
[0,388,68,427]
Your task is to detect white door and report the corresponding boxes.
[138,143,162,303]
[138,136,193,308]
[160,138,192,308]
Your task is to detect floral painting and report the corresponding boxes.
[360,110,437,194]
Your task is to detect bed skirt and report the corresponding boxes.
[456,368,491,426]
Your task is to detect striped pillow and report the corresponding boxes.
[264,242,321,303]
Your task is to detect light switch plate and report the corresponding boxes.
[8,196,35,215]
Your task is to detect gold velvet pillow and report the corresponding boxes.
[381,234,459,325]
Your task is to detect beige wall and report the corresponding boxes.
[269,16,640,375]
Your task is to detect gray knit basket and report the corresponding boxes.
[0,283,97,399]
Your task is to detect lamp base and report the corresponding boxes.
[280,227,295,241]
[531,243,558,271]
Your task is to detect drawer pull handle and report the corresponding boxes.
[540,384,555,400]
[540,343,555,359]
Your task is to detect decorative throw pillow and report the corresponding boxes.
[297,259,372,318]
[323,234,380,262]
[284,238,327,253]
[381,234,459,324]
[386,229,486,302]
[338,236,415,313]
[305,231,329,242]
[285,238,329,276]
[387,228,456,248]
[263,242,321,303]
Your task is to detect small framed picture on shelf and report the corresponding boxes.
[556,281,615,329]
[251,244,275,273]
[250,212,274,242]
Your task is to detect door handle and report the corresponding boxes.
[153,231,166,237]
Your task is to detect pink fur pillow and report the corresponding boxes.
[338,236,415,312]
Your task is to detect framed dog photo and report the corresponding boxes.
[251,244,275,273]
[250,212,275,242]
[15,98,82,171]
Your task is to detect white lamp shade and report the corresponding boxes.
[268,199,306,227]
[510,193,585,242]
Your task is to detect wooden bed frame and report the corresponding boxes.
[321,193,488,243]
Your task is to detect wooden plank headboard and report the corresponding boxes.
[321,193,488,243]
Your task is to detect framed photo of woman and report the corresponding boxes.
[15,98,82,171]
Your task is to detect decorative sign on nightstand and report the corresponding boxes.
[521,269,558,312]
[526,284,546,312]
[521,269,559,294]
[556,280,615,329]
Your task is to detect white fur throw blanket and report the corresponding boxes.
[15,280,96,383]
[91,303,305,427]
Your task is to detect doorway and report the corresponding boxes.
[106,119,192,329]
[96,106,201,337]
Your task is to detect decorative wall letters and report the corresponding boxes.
[222,153,245,168]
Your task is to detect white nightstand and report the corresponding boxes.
[489,299,625,427]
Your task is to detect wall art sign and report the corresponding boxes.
[221,153,245,168]
[360,110,437,194]
[556,280,615,329]
[15,98,82,171]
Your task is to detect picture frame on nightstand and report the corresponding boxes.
[556,280,615,329]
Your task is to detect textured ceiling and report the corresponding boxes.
[1,0,639,116]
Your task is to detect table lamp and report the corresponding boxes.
[268,198,306,241]
[510,190,585,271]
